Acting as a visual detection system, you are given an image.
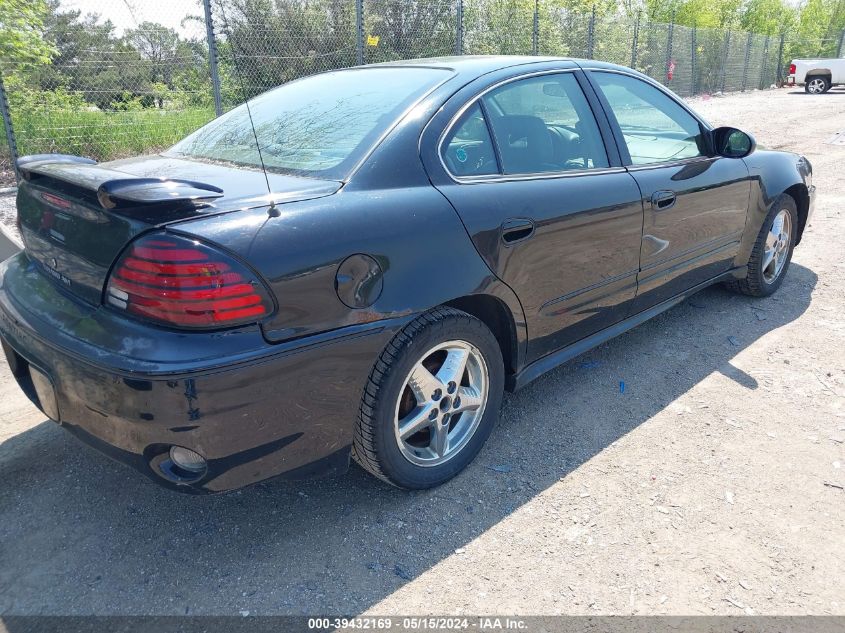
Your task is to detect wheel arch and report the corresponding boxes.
[739,150,813,266]
[444,293,522,381]
[784,182,810,245]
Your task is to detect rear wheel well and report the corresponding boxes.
[444,295,518,376]
[784,184,810,244]
[805,70,831,79]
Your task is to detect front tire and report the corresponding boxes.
[725,194,798,297]
[352,307,504,489]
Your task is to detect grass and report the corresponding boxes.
[4,106,216,165]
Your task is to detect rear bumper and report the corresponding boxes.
[0,253,401,493]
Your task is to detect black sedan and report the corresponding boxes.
[0,56,814,493]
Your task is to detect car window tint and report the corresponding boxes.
[441,103,499,177]
[480,73,609,175]
[168,67,451,180]
[593,72,705,165]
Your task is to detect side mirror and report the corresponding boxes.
[713,127,756,158]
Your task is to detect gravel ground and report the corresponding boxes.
[0,87,843,617]
[0,166,14,190]
[0,193,16,241]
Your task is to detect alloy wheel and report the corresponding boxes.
[762,209,792,284]
[393,340,489,467]
[807,78,826,94]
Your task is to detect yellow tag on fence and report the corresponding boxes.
[366,35,380,46]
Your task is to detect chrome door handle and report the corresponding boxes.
[501,218,535,244]
[651,190,677,211]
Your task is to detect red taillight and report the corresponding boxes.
[789,63,796,75]
[105,234,273,329]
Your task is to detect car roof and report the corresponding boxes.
[372,55,566,67]
[364,55,638,82]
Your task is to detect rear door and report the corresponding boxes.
[422,67,645,363]
[586,70,751,309]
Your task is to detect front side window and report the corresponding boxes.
[481,73,609,175]
[592,72,706,165]
[169,67,451,180]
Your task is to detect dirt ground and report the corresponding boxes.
[0,87,843,617]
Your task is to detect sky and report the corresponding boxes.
[59,0,205,37]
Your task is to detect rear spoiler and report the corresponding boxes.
[17,154,224,210]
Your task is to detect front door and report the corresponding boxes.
[430,70,645,363]
[588,70,751,309]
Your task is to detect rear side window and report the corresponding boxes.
[441,103,499,177]
[169,67,451,180]
[592,72,706,165]
[481,73,609,175]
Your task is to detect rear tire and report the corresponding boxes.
[805,76,830,94]
[352,307,504,489]
[725,194,798,298]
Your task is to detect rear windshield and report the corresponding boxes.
[167,67,451,180]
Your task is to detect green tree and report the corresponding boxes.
[740,0,796,35]
[364,0,456,60]
[0,0,55,68]
[125,22,206,107]
[790,0,845,57]
[642,0,742,29]
[32,2,151,109]
[461,0,535,55]
[214,0,357,101]
[126,22,183,87]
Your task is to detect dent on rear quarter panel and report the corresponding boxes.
[173,185,522,347]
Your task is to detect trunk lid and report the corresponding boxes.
[15,154,340,305]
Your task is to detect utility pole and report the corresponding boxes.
[775,32,785,85]
[631,12,640,68]
[0,71,19,182]
[691,25,697,95]
[356,0,364,65]
[455,0,464,55]
[741,32,753,91]
[202,0,223,117]
[665,11,675,84]
[759,35,770,89]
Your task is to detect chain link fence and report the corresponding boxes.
[1,0,844,186]
[0,0,215,185]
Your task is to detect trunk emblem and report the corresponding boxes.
[41,259,71,287]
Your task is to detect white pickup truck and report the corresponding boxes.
[788,58,845,93]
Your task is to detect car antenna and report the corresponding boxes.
[214,1,279,217]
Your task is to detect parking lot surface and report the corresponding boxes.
[0,88,843,616]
